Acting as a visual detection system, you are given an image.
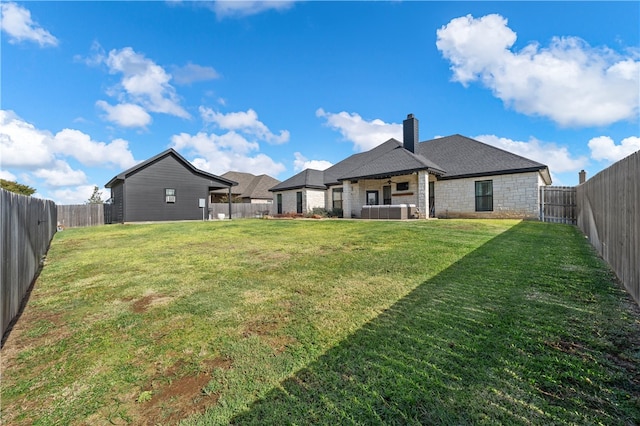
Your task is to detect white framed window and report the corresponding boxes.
[165,188,176,203]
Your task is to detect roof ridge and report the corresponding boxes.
[106,148,237,188]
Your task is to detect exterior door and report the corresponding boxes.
[366,190,379,205]
[383,185,392,205]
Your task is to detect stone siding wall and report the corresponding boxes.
[279,190,299,214]
[305,189,326,212]
[435,172,543,219]
[275,189,326,214]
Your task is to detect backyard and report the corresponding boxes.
[1,219,639,425]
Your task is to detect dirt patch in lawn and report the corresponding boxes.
[131,294,173,313]
[242,312,297,354]
[131,357,233,425]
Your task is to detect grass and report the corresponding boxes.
[1,219,638,425]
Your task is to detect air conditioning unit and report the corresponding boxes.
[166,195,176,203]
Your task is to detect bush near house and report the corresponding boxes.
[1,220,638,425]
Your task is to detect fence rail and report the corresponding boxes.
[209,203,273,219]
[540,186,577,224]
[577,151,639,305]
[1,189,57,340]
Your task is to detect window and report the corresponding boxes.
[366,190,379,205]
[429,181,435,218]
[332,188,343,210]
[396,182,409,191]
[276,194,282,214]
[296,191,303,214]
[165,188,176,203]
[475,180,493,212]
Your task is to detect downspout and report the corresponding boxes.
[228,186,232,220]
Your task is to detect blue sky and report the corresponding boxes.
[1,1,638,204]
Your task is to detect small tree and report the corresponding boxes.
[0,179,36,196]
[86,186,104,204]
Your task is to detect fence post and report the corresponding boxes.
[540,186,545,222]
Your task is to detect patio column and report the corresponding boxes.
[417,170,429,219]
[342,180,351,219]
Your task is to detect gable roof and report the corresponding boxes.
[269,168,326,192]
[211,171,280,199]
[105,148,237,188]
[416,135,551,183]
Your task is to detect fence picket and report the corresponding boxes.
[540,186,577,224]
[1,189,57,339]
[577,151,639,306]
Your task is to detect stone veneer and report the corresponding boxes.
[273,171,546,219]
[434,171,544,219]
[278,188,325,215]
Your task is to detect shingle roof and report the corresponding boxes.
[105,148,237,188]
[269,168,326,192]
[338,140,445,181]
[416,134,551,182]
[212,171,280,199]
[269,133,551,192]
[322,139,399,185]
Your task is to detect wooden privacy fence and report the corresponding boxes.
[1,189,57,339]
[540,186,577,224]
[57,204,112,228]
[209,203,273,219]
[577,151,639,306]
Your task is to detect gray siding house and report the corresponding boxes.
[270,114,552,219]
[105,148,236,223]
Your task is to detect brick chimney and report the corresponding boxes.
[579,169,586,184]
[403,113,418,153]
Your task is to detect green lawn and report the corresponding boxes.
[1,219,638,425]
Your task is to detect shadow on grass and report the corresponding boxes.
[229,221,640,425]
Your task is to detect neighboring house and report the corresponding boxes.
[210,171,280,204]
[105,148,237,223]
[270,114,552,219]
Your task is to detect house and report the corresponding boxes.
[105,148,237,223]
[210,171,280,204]
[269,114,552,219]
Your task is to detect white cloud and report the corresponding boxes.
[588,136,640,162]
[172,62,220,85]
[0,110,137,202]
[49,185,101,205]
[102,47,190,119]
[474,134,588,175]
[0,110,55,168]
[33,160,87,187]
[170,131,286,176]
[436,14,640,127]
[52,128,137,169]
[0,2,58,47]
[200,107,290,144]
[316,109,402,152]
[210,1,296,19]
[96,100,152,128]
[0,169,17,181]
[293,152,333,172]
